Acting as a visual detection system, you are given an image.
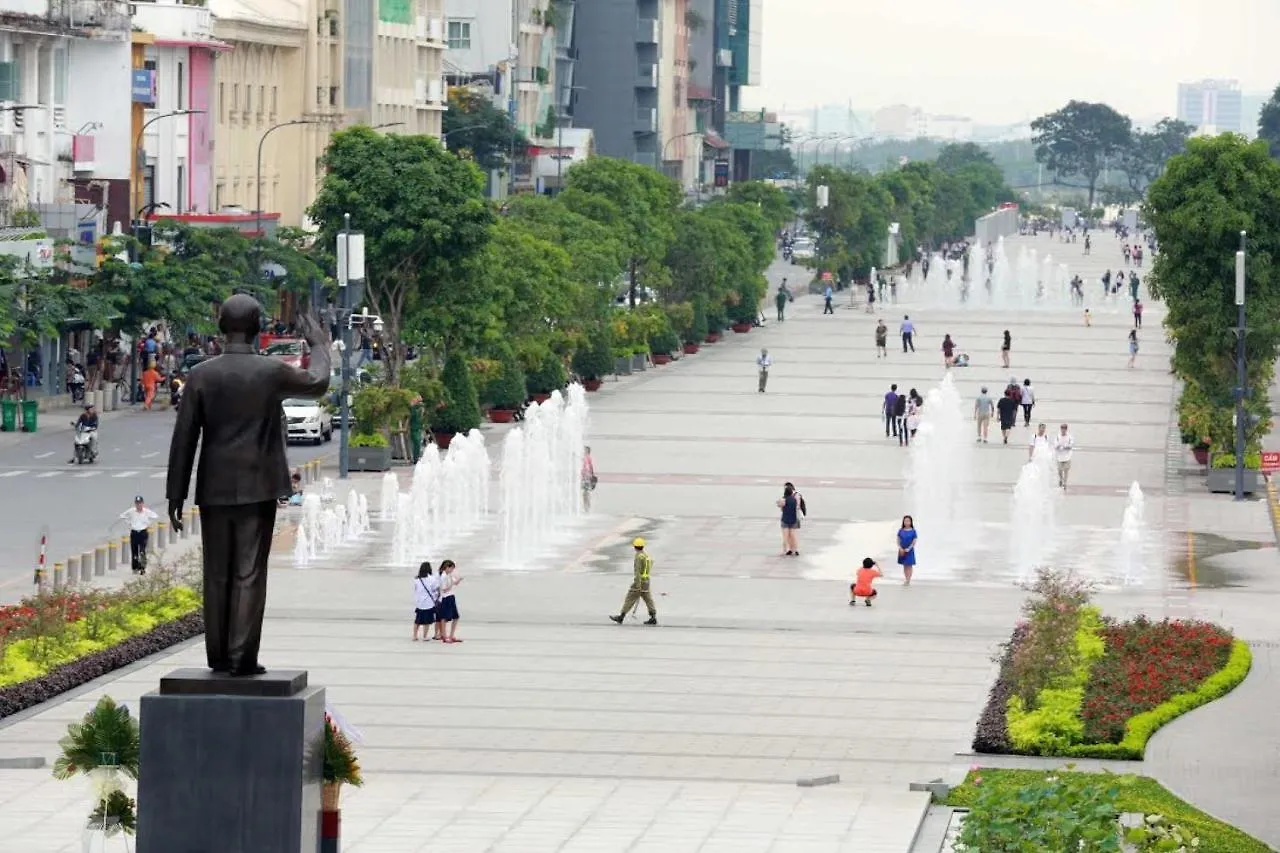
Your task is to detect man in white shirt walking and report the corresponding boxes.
[1053,423,1075,489]
[1028,423,1051,461]
[757,348,772,393]
[120,495,159,574]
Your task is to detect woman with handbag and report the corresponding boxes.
[581,446,598,512]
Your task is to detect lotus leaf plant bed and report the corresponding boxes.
[947,768,1270,853]
[0,576,203,720]
[974,569,1252,760]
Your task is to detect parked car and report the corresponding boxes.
[260,336,310,370]
[283,397,333,445]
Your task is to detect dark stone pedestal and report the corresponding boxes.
[137,668,324,853]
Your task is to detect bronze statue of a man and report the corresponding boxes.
[166,294,331,676]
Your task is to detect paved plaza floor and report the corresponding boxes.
[1,233,1277,852]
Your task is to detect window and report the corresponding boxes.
[245,85,252,115]
[329,86,338,106]
[232,84,239,115]
[0,62,19,103]
[257,85,265,117]
[218,82,224,122]
[176,163,185,213]
[216,182,224,208]
[446,20,471,49]
[270,86,278,117]
[53,49,67,104]
[177,61,184,109]
[317,86,324,107]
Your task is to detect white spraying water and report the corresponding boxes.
[969,241,987,299]
[380,472,399,519]
[1011,444,1060,581]
[293,522,310,567]
[500,384,590,566]
[390,429,492,566]
[904,373,974,572]
[1118,481,1146,585]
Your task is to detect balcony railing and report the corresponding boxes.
[634,107,656,134]
[48,0,132,32]
[636,64,657,89]
[636,18,658,44]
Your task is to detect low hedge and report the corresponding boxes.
[947,768,1271,853]
[0,611,204,720]
[1059,639,1252,760]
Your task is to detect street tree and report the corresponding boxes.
[503,194,628,306]
[663,209,751,306]
[1118,118,1195,194]
[560,156,680,306]
[804,165,894,280]
[725,180,793,230]
[443,88,529,173]
[309,127,494,383]
[935,142,998,175]
[1258,84,1280,159]
[1145,134,1280,451]
[1031,100,1133,206]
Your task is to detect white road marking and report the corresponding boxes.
[33,452,53,459]
[140,452,160,459]
[112,471,138,478]
[0,470,26,477]
[73,471,101,478]
[819,480,835,485]
[35,471,62,479]
[150,471,166,479]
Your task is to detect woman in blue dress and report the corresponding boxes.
[896,515,917,585]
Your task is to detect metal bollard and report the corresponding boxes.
[154,523,166,554]
[52,562,65,590]
[95,545,107,577]
[81,551,94,583]
[107,541,117,573]
[191,507,201,536]
[65,556,79,585]
[167,522,177,546]
[119,536,130,570]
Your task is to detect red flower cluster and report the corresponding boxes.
[1080,617,1232,743]
[0,591,89,640]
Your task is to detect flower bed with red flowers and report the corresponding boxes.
[0,591,88,638]
[1080,617,1234,745]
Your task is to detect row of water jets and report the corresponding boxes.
[293,483,373,566]
[901,236,1132,311]
[906,374,1147,584]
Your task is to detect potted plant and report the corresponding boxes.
[649,323,679,365]
[482,352,526,423]
[321,712,364,813]
[613,344,632,376]
[729,299,755,333]
[348,431,392,471]
[1207,451,1262,494]
[630,344,648,372]
[705,304,725,343]
[52,696,140,847]
[684,297,708,355]
[350,384,415,466]
[526,349,568,403]
[572,331,613,392]
[432,352,482,449]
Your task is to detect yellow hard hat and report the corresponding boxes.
[632,537,646,548]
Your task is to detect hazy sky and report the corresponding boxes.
[746,0,1280,124]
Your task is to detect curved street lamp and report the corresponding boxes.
[256,118,320,238]
[133,109,203,221]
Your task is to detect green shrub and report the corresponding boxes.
[572,329,614,380]
[434,352,482,434]
[348,432,389,448]
[1210,452,1262,469]
[648,321,680,356]
[690,296,709,342]
[954,769,1123,851]
[526,349,568,395]
[706,303,726,333]
[483,351,526,410]
[351,384,415,434]
[1006,607,1105,753]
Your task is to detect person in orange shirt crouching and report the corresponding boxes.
[850,557,882,607]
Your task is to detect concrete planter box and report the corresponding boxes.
[630,353,647,371]
[348,445,391,472]
[1207,467,1259,495]
[615,357,632,375]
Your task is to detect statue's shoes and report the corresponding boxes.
[230,664,267,677]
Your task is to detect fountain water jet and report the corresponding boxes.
[904,373,975,572]
[1011,445,1060,581]
[1118,481,1146,585]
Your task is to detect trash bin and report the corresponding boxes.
[20,399,37,432]
[0,400,15,432]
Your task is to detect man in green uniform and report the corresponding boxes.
[610,537,657,625]
[775,284,788,322]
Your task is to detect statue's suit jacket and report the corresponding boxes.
[166,341,331,507]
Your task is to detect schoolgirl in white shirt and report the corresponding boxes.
[437,560,463,643]
[412,562,440,642]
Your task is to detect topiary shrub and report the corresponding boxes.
[526,349,568,395]
[434,352,482,434]
[572,328,614,380]
[689,296,709,343]
[483,351,527,410]
[648,321,680,356]
[706,303,726,334]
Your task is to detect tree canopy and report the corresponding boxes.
[443,88,529,173]
[1258,84,1280,159]
[1030,101,1134,206]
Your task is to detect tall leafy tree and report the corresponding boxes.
[1031,101,1133,206]
[309,127,494,382]
[725,180,793,230]
[1118,118,1195,194]
[560,157,680,306]
[443,88,529,172]
[1258,84,1280,159]
[804,165,894,279]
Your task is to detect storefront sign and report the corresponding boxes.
[131,70,156,105]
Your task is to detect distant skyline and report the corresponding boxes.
[744,0,1279,125]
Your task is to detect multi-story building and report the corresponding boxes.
[1177,79,1242,134]
[1241,92,1269,140]
[0,0,133,229]
[368,0,447,136]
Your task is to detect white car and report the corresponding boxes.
[283,398,333,445]
[790,239,815,262]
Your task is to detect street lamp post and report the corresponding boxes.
[1234,230,1248,501]
[336,213,366,480]
[256,119,319,239]
[132,109,203,221]
[662,130,702,185]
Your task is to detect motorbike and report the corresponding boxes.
[71,423,98,465]
[69,368,86,404]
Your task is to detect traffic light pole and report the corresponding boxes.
[1234,231,1247,502]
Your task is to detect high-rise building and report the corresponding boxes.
[1241,92,1270,139]
[1177,79,1242,134]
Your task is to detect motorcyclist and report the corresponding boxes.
[69,403,99,463]
[68,363,86,403]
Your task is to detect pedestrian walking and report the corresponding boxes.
[1020,378,1036,426]
[1001,330,1011,368]
[906,389,922,440]
[1028,423,1051,460]
[774,286,787,321]
[900,315,915,353]
[996,389,1018,444]
[756,348,772,393]
[974,386,994,443]
[609,538,657,625]
[864,280,875,314]
[896,515,917,585]
[883,384,899,438]
[141,362,162,410]
[823,282,834,314]
[850,557,882,607]
[1084,309,1092,327]
[437,559,463,642]
[1128,330,1139,368]
[580,446,597,512]
[874,319,888,358]
[1053,424,1074,489]
[941,334,956,368]
[1133,299,1143,329]
[411,562,439,642]
[893,392,909,446]
[120,495,159,574]
[776,482,803,556]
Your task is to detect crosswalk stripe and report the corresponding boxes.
[35,471,62,479]
[112,471,138,478]
[0,470,26,477]
[72,471,101,478]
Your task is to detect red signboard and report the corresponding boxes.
[821,271,832,281]
[1262,451,1280,473]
